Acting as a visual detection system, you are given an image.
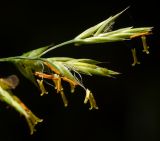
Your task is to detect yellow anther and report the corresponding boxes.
[36,79,48,96]
[60,91,68,107]
[141,36,149,54]
[131,48,141,66]
[84,89,99,110]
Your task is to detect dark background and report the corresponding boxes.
[0,0,160,141]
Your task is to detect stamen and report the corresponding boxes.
[84,89,99,110]
[25,110,43,135]
[35,72,53,79]
[36,79,48,96]
[141,36,149,54]
[51,74,60,91]
[57,76,62,93]
[70,84,76,93]
[60,91,68,107]
[131,48,141,66]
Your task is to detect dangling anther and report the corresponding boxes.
[141,36,150,54]
[36,79,48,96]
[131,48,141,66]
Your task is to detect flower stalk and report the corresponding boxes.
[0,7,153,134]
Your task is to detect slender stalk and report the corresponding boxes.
[38,39,76,57]
[0,56,44,62]
[0,56,20,62]
[0,40,76,62]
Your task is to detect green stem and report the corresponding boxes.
[38,39,76,57]
[0,39,77,63]
[0,56,42,62]
[0,56,19,62]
